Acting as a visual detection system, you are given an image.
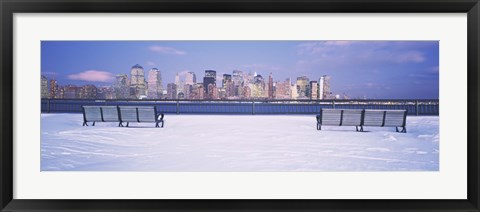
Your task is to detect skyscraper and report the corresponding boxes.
[309,81,318,99]
[268,73,274,99]
[207,83,217,99]
[252,74,265,98]
[130,64,146,99]
[296,76,309,99]
[175,72,185,97]
[167,83,177,99]
[232,70,244,87]
[318,75,332,99]
[203,70,216,96]
[275,78,291,99]
[56,86,65,99]
[185,72,196,85]
[115,74,129,99]
[183,84,192,99]
[147,68,162,99]
[191,83,204,99]
[49,79,58,99]
[232,70,244,97]
[41,75,49,98]
[222,74,232,88]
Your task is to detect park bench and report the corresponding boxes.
[362,109,407,133]
[82,106,121,126]
[316,109,363,131]
[82,105,165,128]
[118,106,165,128]
[316,109,407,133]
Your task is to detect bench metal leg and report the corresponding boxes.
[126,122,129,127]
[118,122,123,127]
[396,127,407,133]
[155,121,164,128]
[83,121,88,126]
[357,126,365,132]
[317,123,321,130]
[92,121,95,126]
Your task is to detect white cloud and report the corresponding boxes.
[149,45,186,55]
[67,70,114,82]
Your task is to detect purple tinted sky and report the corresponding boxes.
[41,41,439,99]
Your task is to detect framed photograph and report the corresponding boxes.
[1,0,479,211]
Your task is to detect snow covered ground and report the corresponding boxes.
[41,114,439,172]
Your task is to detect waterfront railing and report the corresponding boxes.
[41,99,439,115]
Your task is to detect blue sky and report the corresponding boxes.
[41,41,439,99]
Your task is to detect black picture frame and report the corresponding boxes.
[1,0,479,211]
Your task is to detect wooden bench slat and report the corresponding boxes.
[102,106,120,122]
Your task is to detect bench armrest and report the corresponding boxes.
[156,113,165,121]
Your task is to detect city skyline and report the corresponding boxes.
[41,41,439,99]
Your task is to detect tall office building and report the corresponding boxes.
[56,86,65,99]
[222,74,232,88]
[275,78,291,99]
[310,81,318,99]
[115,74,129,99]
[147,68,162,99]
[167,83,177,99]
[243,86,251,98]
[318,75,332,99]
[252,74,265,98]
[207,83,217,99]
[191,83,204,99]
[183,84,193,99]
[296,76,309,99]
[291,84,298,99]
[203,70,216,95]
[222,73,234,97]
[185,72,196,85]
[244,71,255,85]
[130,64,146,99]
[175,72,185,96]
[41,75,49,98]
[232,70,244,97]
[232,70,244,86]
[156,69,164,98]
[268,73,274,99]
[49,79,58,99]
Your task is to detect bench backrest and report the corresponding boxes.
[384,110,407,127]
[341,109,363,126]
[101,106,120,122]
[118,106,157,122]
[320,109,363,126]
[320,109,342,125]
[363,109,407,127]
[362,110,385,126]
[138,106,157,122]
[82,106,103,122]
[118,106,139,122]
